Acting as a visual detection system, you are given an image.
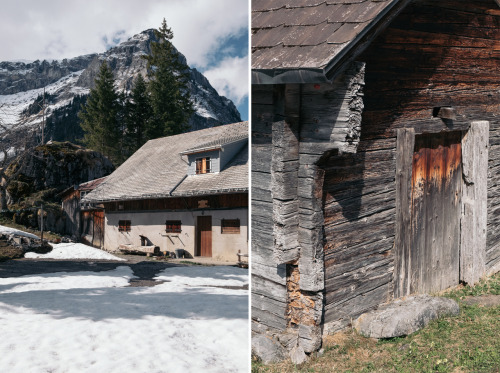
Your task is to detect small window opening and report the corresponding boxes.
[166,220,182,233]
[221,219,240,234]
[196,157,211,174]
[118,220,131,232]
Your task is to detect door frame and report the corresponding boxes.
[196,215,212,257]
[394,122,488,298]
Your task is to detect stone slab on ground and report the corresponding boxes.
[252,334,286,364]
[462,294,500,307]
[353,295,459,339]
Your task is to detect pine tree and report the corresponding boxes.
[143,18,194,138]
[125,74,152,155]
[79,62,121,163]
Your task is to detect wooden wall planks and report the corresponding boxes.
[251,0,500,345]
[322,0,500,327]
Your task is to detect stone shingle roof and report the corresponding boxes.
[252,0,407,83]
[84,122,248,202]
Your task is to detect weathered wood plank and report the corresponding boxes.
[252,85,274,105]
[325,264,393,306]
[324,209,395,252]
[324,235,394,270]
[461,121,489,285]
[272,118,300,264]
[394,128,415,298]
[324,283,391,324]
[252,307,287,333]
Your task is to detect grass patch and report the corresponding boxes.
[252,272,500,373]
[0,240,24,262]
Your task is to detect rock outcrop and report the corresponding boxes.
[0,55,96,95]
[6,141,114,202]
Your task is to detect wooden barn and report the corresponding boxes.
[61,177,107,247]
[251,0,500,359]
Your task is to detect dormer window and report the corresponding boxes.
[196,157,211,174]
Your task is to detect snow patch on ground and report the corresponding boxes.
[0,265,249,372]
[0,266,134,294]
[0,225,39,240]
[25,242,125,261]
[155,265,248,289]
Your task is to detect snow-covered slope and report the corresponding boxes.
[0,29,241,137]
[0,70,87,130]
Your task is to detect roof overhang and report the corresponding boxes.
[252,68,330,85]
[83,189,249,204]
[251,0,412,85]
[180,146,222,156]
[180,136,247,155]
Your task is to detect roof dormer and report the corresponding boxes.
[181,135,248,176]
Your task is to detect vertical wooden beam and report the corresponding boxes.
[461,121,489,285]
[272,85,301,264]
[394,127,415,298]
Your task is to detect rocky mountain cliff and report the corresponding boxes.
[6,141,114,204]
[0,29,241,139]
[3,141,115,235]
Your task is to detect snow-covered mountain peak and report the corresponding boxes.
[0,29,240,139]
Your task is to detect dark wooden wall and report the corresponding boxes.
[62,189,80,236]
[103,193,248,212]
[322,0,500,327]
[252,65,365,340]
[81,209,105,248]
[251,0,499,340]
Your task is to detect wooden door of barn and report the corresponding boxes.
[80,209,105,248]
[92,210,105,248]
[409,132,462,294]
[196,216,212,257]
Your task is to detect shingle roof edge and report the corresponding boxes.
[252,0,411,85]
[84,188,248,203]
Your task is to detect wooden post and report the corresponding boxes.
[461,121,488,285]
[40,204,44,242]
[272,84,301,264]
[394,128,415,298]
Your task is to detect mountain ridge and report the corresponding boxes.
[0,29,241,140]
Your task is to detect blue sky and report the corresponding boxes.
[0,0,249,120]
[201,30,249,120]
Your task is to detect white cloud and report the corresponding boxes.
[0,0,249,117]
[0,0,248,70]
[203,55,249,106]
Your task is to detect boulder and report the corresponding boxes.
[252,334,286,364]
[353,295,459,339]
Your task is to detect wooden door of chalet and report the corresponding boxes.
[197,216,212,257]
[410,132,462,294]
